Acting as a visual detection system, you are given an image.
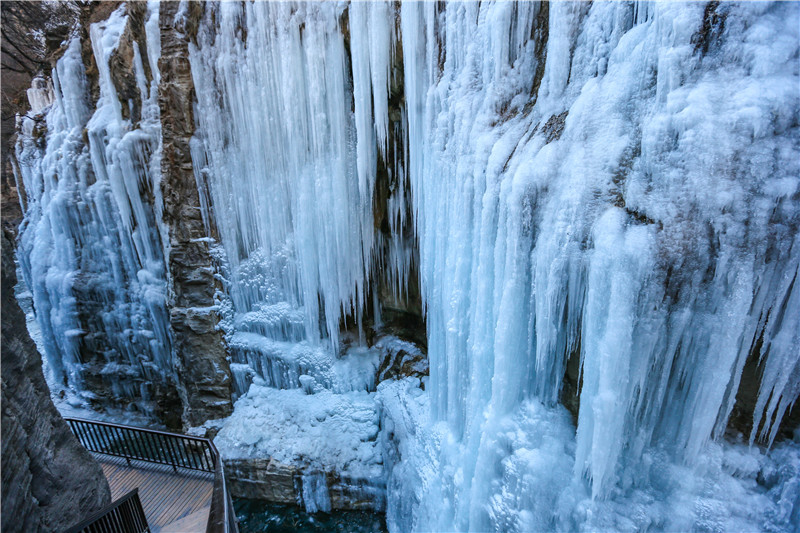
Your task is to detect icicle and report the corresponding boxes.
[301,471,332,513]
[188,1,396,378]
[26,77,55,114]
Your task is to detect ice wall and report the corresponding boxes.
[189,1,399,393]
[394,1,799,531]
[188,0,798,527]
[14,4,172,415]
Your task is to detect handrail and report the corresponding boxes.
[206,439,237,533]
[65,488,150,533]
[64,417,238,533]
[64,417,216,472]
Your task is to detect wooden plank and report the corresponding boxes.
[161,507,211,533]
[157,476,210,527]
[108,467,141,499]
[150,477,196,526]
[156,485,202,527]
[179,480,211,519]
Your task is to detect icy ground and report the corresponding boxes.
[215,381,382,480]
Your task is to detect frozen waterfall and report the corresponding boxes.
[189,1,385,349]
[394,2,800,531]
[14,4,173,415]
[188,1,406,403]
[11,1,800,531]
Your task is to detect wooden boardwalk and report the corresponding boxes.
[94,453,214,532]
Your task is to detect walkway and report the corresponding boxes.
[95,453,214,532]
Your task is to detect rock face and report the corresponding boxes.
[225,458,297,504]
[159,1,233,427]
[1,227,111,533]
[225,457,385,512]
[1,6,112,529]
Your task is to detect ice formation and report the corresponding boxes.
[15,3,172,414]
[186,2,406,412]
[393,2,800,531]
[214,380,385,512]
[13,0,800,531]
[215,381,381,477]
[189,1,385,349]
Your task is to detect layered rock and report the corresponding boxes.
[1,226,111,532]
[225,457,385,511]
[159,1,233,427]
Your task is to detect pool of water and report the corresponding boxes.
[234,499,388,533]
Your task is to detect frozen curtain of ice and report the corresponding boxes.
[189,1,393,348]
[395,2,800,531]
[13,1,800,531]
[14,3,172,413]
[187,2,405,403]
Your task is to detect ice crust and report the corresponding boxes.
[215,381,382,481]
[226,332,380,396]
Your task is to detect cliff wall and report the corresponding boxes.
[1,226,111,532]
[159,1,233,427]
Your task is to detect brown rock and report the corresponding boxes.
[224,457,385,511]
[158,2,233,428]
[225,458,297,504]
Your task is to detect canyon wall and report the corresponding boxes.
[158,1,233,428]
[1,226,110,532]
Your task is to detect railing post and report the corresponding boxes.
[115,426,132,466]
[126,426,143,462]
[161,434,178,473]
[142,431,156,463]
[73,421,90,451]
[174,435,190,469]
[78,423,95,451]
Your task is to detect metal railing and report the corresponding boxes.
[64,417,237,533]
[65,488,150,533]
[206,439,238,533]
[65,417,216,472]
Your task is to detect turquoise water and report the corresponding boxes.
[234,499,388,533]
